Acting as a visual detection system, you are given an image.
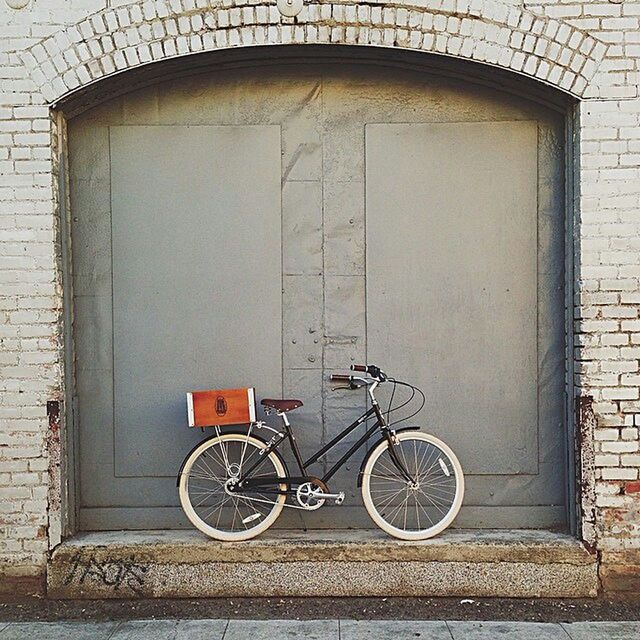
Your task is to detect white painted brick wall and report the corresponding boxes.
[0,0,639,587]
[575,91,640,550]
[0,70,61,583]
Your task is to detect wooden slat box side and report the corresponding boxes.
[187,388,256,427]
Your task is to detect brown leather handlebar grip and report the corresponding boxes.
[330,374,351,382]
[350,365,367,372]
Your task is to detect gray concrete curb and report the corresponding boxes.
[47,530,598,599]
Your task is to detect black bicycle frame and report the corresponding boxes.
[237,402,401,491]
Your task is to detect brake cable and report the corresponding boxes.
[383,378,426,428]
[384,378,416,422]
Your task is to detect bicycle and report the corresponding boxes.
[178,364,464,541]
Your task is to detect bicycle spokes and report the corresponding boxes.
[179,434,286,541]
[363,432,462,538]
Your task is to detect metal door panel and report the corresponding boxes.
[72,122,282,512]
[109,125,282,477]
[366,121,538,476]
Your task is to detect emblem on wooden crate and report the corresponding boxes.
[215,396,228,417]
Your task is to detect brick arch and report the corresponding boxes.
[20,0,608,104]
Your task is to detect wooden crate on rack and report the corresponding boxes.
[186,388,256,427]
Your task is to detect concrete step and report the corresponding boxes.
[47,529,598,599]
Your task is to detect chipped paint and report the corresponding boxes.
[46,399,62,549]
[576,395,597,549]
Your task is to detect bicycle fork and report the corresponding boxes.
[371,394,415,485]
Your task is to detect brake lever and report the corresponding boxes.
[332,382,366,391]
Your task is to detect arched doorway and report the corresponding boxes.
[67,49,570,531]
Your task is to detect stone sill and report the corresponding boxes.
[48,529,599,599]
[54,528,594,565]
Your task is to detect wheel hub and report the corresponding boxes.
[224,477,239,495]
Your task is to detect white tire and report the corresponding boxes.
[362,431,464,540]
[178,433,286,542]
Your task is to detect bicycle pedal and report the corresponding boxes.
[313,491,344,503]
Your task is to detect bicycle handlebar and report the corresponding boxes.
[331,365,386,387]
[350,364,385,380]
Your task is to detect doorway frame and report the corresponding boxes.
[53,45,580,542]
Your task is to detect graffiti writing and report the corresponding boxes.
[63,553,149,595]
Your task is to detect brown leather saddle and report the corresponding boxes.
[260,398,303,413]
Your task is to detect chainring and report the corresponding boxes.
[295,477,329,511]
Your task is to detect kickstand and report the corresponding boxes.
[297,508,308,532]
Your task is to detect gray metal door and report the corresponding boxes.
[69,62,567,530]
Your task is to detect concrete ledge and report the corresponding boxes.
[47,529,598,599]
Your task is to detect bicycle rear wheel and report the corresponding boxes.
[361,431,464,540]
[178,432,286,541]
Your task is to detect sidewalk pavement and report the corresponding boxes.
[1,619,640,639]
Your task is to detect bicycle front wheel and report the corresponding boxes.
[178,432,287,541]
[362,431,464,540]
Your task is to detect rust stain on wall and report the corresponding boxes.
[576,395,597,549]
[46,399,62,515]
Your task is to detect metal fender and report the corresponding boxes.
[176,429,290,487]
[356,427,421,488]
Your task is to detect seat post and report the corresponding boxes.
[279,411,306,474]
[279,411,290,428]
